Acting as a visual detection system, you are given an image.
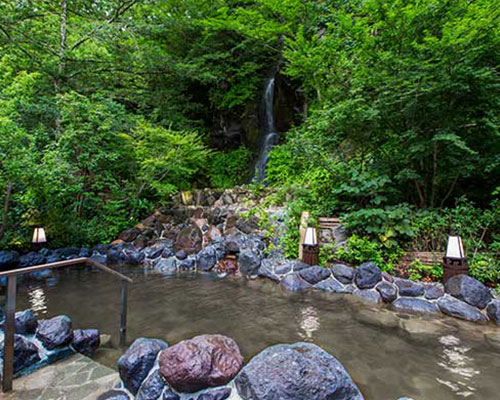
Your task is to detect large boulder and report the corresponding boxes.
[486,299,500,325]
[0,334,41,374]
[72,329,100,356]
[18,252,46,268]
[395,279,424,297]
[392,298,440,314]
[331,264,355,284]
[298,266,331,284]
[238,249,261,276]
[424,284,445,300]
[437,296,488,323]
[155,257,177,275]
[136,370,167,400]
[0,250,19,270]
[107,244,145,265]
[15,310,38,334]
[174,224,203,255]
[376,282,398,303]
[118,338,168,395]
[235,343,364,400]
[280,273,312,291]
[354,262,382,289]
[159,334,243,393]
[36,315,73,350]
[353,289,382,304]
[197,246,217,272]
[444,275,492,309]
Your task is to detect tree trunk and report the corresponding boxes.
[0,182,12,241]
[55,0,68,135]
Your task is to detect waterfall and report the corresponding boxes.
[254,76,279,182]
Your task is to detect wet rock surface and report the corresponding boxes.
[331,263,354,284]
[376,281,398,303]
[72,328,100,356]
[159,334,243,393]
[392,298,440,314]
[36,315,73,350]
[235,342,364,400]
[118,338,168,395]
[298,265,331,284]
[280,273,312,291]
[486,299,500,324]
[445,274,492,309]
[437,296,488,323]
[395,279,424,297]
[354,262,382,289]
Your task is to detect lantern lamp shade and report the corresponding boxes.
[304,227,318,246]
[32,227,47,244]
[445,235,465,260]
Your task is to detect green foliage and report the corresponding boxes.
[469,253,500,285]
[207,147,252,188]
[406,259,443,282]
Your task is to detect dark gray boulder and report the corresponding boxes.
[53,247,81,258]
[238,249,261,276]
[136,369,167,400]
[437,296,488,323]
[486,299,500,325]
[332,264,355,284]
[144,241,170,259]
[0,250,19,270]
[444,275,492,309]
[15,310,38,334]
[197,388,232,400]
[175,250,187,260]
[257,260,280,282]
[118,338,168,395]
[392,298,440,314]
[314,277,345,292]
[235,342,364,400]
[119,228,141,242]
[107,245,145,265]
[91,254,107,264]
[298,266,331,284]
[354,262,382,289]
[79,248,93,258]
[72,329,100,356]
[178,256,196,271]
[353,289,382,304]
[97,390,131,400]
[376,282,398,303]
[18,252,46,268]
[395,279,424,297]
[36,315,73,349]
[280,273,312,291]
[0,334,41,374]
[424,284,444,300]
[197,246,217,272]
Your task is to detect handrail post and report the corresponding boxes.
[119,280,128,348]
[2,275,17,392]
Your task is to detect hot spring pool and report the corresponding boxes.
[13,266,500,399]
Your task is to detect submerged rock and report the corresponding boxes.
[159,334,243,393]
[298,266,331,284]
[118,338,168,395]
[392,298,439,314]
[354,262,382,289]
[36,315,73,350]
[72,329,100,356]
[437,296,488,323]
[280,273,312,291]
[235,342,364,400]
[331,264,355,284]
[444,275,492,309]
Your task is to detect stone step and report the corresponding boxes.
[4,354,119,400]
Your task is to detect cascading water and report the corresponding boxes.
[254,76,280,182]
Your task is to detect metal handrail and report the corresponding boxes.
[0,257,132,393]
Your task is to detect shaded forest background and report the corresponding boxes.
[0,0,499,280]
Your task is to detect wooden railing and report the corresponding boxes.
[0,257,133,393]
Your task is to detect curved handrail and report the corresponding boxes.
[1,257,132,392]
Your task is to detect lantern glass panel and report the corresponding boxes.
[304,227,317,246]
[445,235,464,259]
[32,227,47,244]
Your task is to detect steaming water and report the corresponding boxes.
[13,267,500,400]
[255,77,279,182]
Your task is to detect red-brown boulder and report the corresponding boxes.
[159,334,243,393]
